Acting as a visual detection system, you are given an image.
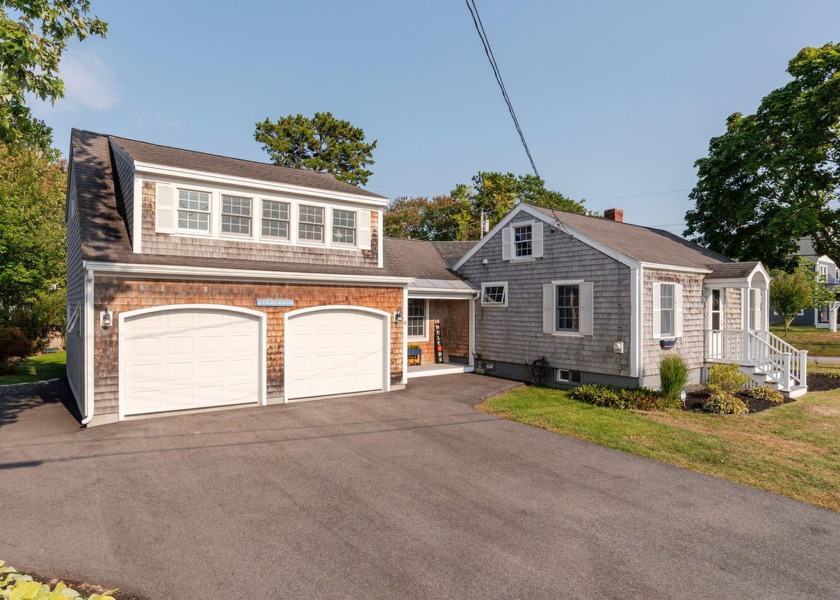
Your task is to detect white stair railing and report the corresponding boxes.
[706,329,807,392]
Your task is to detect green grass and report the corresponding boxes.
[771,325,840,356]
[480,386,840,511]
[0,351,66,385]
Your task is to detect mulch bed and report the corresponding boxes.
[684,373,840,412]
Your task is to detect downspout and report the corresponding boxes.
[630,266,643,385]
[81,268,95,425]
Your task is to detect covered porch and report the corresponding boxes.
[405,278,476,379]
[704,262,807,397]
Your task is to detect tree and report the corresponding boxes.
[385,172,589,241]
[685,43,840,270]
[0,0,107,150]
[769,260,835,335]
[255,112,377,186]
[0,143,66,344]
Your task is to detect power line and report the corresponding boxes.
[586,189,692,201]
[465,0,540,179]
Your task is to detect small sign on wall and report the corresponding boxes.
[434,322,444,364]
[256,299,295,307]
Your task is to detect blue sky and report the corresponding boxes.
[34,0,840,235]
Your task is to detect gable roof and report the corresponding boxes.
[383,237,470,280]
[528,206,732,269]
[109,134,386,200]
[430,241,478,268]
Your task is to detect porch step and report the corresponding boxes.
[786,385,808,399]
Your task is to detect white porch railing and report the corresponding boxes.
[706,329,807,392]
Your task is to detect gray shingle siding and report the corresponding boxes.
[65,167,86,408]
[457,216,633,380]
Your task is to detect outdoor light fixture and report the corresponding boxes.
[100,308,113,330]
[394,309,403,324]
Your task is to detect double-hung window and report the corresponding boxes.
[543,280,594,336]
[262,200,290,240]
[177,189,211,232]
[333,209,356,245]
[221,195,252,236]
[513,224,533,258]
[481,282,508,306]
[653,282,683,339]
[407,299,427,339]
[298,205,325,243]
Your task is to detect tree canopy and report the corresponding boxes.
[0,143,67,343]
[384,171,589,241]
[769,260,835,335]
[255,112,377,186]
[0,0,107,150]
[685,43,840,271]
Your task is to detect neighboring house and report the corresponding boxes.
[769,238,840,330]
[452,205,807,397]
[67,131,808,426]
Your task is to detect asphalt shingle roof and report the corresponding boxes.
[529,205,733,270]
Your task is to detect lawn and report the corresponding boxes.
[771,325,840,356]
[480,385,840,511]
[0,351,66,385]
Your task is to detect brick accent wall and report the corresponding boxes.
[93,277,404,416]
[410,299,470,363]
[141,181,380,268]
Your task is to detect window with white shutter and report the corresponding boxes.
[653,282,683,339]
[542,280,593,336]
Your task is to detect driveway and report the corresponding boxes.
[1,375,839,599]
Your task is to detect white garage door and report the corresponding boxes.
[122,307,261,416]
[285,308,386,401]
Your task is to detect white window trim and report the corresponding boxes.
[512,221,535,260]
[219,194,254,239]
[546,279,586,338]
[258,196,292,243]
[331,208,358,247]
[407,298,429,342]
[652,281,684,339]
[174,185,214,236]
[557,369,572,382]
[297,202,328,246]
[480,281,508,307]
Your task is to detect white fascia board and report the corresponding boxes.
[132,176,143,254]
[133,161,388,208]
[452,204,538,271]
[83,261,413,287]
[407,288,478,300]
[639,262,712,274]
[703,279,750,288]
[82,269,95,425]
[630,266,641,379]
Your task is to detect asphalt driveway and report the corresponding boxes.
[2,375,839,599]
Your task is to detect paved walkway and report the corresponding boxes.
[2,375,839,599]
[810,355,840,365]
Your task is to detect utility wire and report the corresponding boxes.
[586,188,691,201]
[465,0,540,179]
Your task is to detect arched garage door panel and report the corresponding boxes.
[122,308,261,416]
[285,308,386,400]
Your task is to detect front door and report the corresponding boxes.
[708,288,723,358]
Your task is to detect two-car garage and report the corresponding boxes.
[119,304,390,419]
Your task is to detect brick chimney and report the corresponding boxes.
[604,208,624,222]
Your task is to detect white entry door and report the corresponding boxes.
[122,307,262,416]
[285,307,387,401]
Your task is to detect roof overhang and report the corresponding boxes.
[132,161,388,208]
[639,262,713,274]
[84,261,413,287]
[704,262,771,288]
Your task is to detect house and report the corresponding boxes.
[66,130,475,426]
[769,238,840,331]
[452,204,808,397]
[67,130,808,426]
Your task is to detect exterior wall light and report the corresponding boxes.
[394,309,403,324]
[100,309,113,329]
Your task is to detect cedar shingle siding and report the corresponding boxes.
[458,215,633,380]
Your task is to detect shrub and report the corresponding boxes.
[747,385,785,404]
[706,363,749,394]
[703,391,749,414]
[659,354,689,401]
[0,560,116,600]
[620,387,672,411]
[0,326,33,374]
[571,383,626,409]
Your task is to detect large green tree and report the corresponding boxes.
[385,172,589,240]
[0,0,107,150]
[770,260,835,335]
[255,112,377,186]
[685,43,840,270]
[0,143,66,342]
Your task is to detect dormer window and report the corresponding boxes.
[298,205,325,243]
[221,195,252,236]
[333,209,356,245]
[178,189,210,232]
[261,200,290,240]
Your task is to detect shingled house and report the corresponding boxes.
[66,131,807,425]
